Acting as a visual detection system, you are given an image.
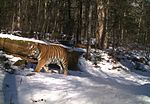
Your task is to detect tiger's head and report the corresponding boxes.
[28,43,40,59]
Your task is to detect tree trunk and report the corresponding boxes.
[85,1,91,60]
[76,0,82,44]
[96,1,107,49]
[67,0,71,37]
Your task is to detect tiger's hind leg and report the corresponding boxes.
[56,61,65,74]
[63,67,68,75]
[59,61,68,75]
[57,62,63,74]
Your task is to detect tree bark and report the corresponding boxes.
[96,1,107,49]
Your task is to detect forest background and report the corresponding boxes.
[0,0,150,52]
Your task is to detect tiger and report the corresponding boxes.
[0,37,69,75]
[33,43,68,75]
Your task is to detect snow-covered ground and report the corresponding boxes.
[0,34,150,104]
[0,50,149,104]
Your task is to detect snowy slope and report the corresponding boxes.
[0,33,150,104]
[0,51,150,104]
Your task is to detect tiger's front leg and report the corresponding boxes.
[35,60,46,72]
[43,65,51,73]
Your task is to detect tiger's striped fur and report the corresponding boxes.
[34,43,68,75]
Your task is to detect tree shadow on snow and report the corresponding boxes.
[2,72,19,104]
[86,71,150,97]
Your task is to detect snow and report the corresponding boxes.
[0,51,149,104]
[0,34,150,104]
[0,33,46,44]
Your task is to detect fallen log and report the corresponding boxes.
[0,37,40,59]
